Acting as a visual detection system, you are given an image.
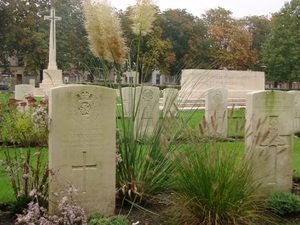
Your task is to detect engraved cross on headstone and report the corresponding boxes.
[258,116,287,185]
[44,8,61,70]
[72,151,97,193]
[142,105,154,134]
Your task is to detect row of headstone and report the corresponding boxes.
[204,89,294,195]
[44,85,297,217]
[121,87,180,139]
[36,10,294,218]
[122,86,179,119]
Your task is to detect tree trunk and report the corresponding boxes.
[289,80,293,90]
[39,70,43,82]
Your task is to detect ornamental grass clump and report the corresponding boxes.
[165,108,269,225]
[115,0,177,204]
[130,0,156,36]
[83,0,127,65]
[84,0,177,205]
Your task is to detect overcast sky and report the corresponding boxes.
[110,0,288,18]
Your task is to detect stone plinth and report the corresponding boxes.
[35,69,63,96]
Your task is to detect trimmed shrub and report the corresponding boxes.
[87,213,130,225]
[264,191,300,215]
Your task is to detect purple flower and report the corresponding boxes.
[29,189,36,197]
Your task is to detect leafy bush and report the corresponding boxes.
[0,96,49,147]
[88,213,130,225]
[0,95,49,213]
[264,191,300,215]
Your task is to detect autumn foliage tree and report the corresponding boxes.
[0,0,288,80]
[202,7,259,70]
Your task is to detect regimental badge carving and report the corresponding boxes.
[142,89,153,101]
[79,102,91,115]
[21,86,29,93]
[70,90,100,125]
[213,91,223,103]
[260,116,285,146]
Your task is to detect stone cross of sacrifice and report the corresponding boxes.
[44,8,61,70]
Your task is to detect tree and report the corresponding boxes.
[262,0,300,88]
[241,15,271,71]
[46,0,95,76]
[0,0,14,72]
[120,7,176,82]
[160,9,210,75]
[0,0,95,81]
[0,0,48,76]
[1,0,50,79]
[240,16,271,71]
[203,7,258,70]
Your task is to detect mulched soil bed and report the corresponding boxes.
[2,181,300,224]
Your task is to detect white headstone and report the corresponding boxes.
[205,88,228,138]
[29,79,35,88]
[15,84,34,100]
[134,86,159,139]
[288,90,300,133]
[245,90,294,195]
[151,70,159,84]
[163,88,178,118]
[121,87,134,117]
[48,85,116,216]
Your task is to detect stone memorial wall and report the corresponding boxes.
[180,69,265,100]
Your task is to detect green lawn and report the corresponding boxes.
[0,147,48,203]
[1,138,300,204]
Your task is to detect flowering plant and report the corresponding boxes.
[0,95,49,213]
[16,185,87,225]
